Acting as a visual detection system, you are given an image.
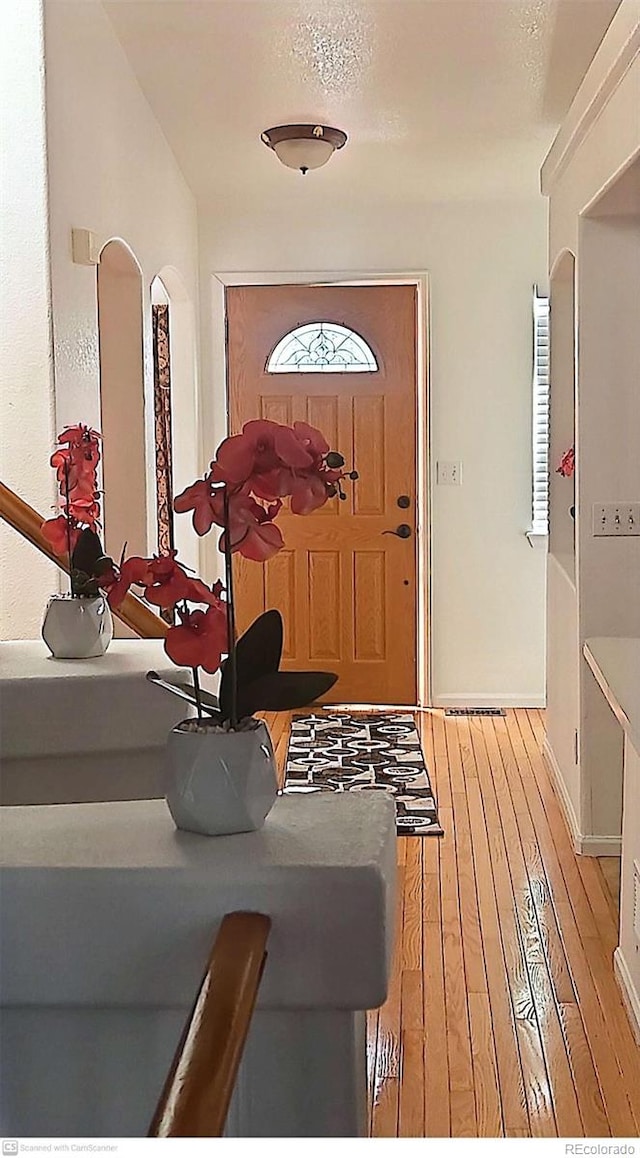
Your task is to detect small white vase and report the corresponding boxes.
[41,593,113,659]
[165,719,279,836]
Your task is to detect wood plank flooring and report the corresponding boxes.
[263,708,640,1138]
[598,857,621,921]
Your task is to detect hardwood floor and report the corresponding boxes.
[598,857,621,921]
[263,708,640,1138]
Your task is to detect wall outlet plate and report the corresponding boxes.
[592,502,640,536]
[437,461,462,486]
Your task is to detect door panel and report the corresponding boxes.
[226,284,418,704]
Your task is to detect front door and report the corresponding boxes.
[226,283,418,704]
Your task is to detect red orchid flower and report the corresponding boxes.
[70,445,100,479]
[251,462,342,506]
[41,515,81,557]
[211,419,314,489]
[249,468,291,502]
[557,447,575,478]
[174,477,219,536]
[58,435,100,484]
[248,422,337,502]
[164,602,228,674]
[58,424,101,447]
[219,493,284,561]
[236,519,284,561]
[165,420,356,710]
[289,472,335,515]
[100,555,155,610]
[68,473,99,502]
[50,448,73,478]
[51,446,99,494]
[211,434,263,487]
[43,424,103,556]
[66,496,101,528]
[143,552,223,609]
[270,422,316,468]
[292,421,330,462]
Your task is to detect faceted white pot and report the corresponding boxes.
[41,593,113,659]
[165,719,279,836]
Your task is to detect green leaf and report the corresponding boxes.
[234,670,337,719]
[71,528,106,577]
[219,609,283,721]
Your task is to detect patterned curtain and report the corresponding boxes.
[152,303,175,623]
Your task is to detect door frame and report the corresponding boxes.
[206,270,432,707]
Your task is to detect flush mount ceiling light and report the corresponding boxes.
[261,124,347,175]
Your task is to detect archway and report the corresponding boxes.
[549,249,576,583]
[97,239,147,564]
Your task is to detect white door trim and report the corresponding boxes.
[207,270,432,707]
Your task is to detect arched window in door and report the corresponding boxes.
[266,321,378,373]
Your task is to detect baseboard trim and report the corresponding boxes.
[542,739,622,856]
[542,738,582,852]
[580,834,622,856]
[432,694,546,709]
[614,948,640,1046]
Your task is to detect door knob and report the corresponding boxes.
[382,524,412,539]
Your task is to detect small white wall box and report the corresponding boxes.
[437,461,463,485]
[71,228,100,266]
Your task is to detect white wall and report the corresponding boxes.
[199,199,548,705]
[2,0,549,700]
[0,0,57,640]
[541,0,640,847]
[44,0,201,574]
[545,556,580,825]
[618,736,640,1040]
[542,0,640,260]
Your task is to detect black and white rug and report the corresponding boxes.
[284,712,444,837]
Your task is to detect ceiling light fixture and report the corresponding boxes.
[261,124,347,175]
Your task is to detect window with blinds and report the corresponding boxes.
[531,288,550,536]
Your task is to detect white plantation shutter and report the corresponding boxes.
[531,289,550,535]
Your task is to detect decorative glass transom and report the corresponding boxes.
[267,322,378,373]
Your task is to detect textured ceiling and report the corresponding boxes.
[102,0,621,205]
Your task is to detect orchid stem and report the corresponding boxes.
[63,460,75,597]
[222,487,238,730]
[192,666,204,725]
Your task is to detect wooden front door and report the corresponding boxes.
[226,283,418,704]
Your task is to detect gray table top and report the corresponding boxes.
[0,793,397,1011]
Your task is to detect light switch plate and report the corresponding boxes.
[71,227,100,266]
[437,461,462,486]
[592,502,640,536]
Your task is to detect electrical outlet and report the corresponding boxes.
[592,502,640,536]
[437,461,462,486]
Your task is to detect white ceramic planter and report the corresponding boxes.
[165,719,279,836]
[41,593,113,659]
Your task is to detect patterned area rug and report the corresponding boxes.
[284,712,444,837]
